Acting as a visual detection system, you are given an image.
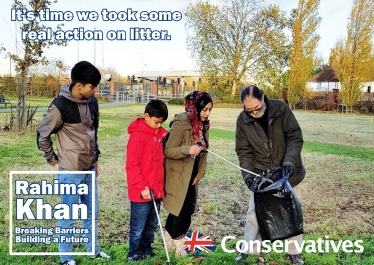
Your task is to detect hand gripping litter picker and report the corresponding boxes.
[197,146,274,187]
[149,189,171,265]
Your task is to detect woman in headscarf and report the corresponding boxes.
[162,91,213,256]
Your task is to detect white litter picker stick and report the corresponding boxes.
[201,147,261,177]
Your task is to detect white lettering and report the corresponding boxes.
[221,236,236,253]
[354,240,364,253]
[14,179,88,195]
[16,199,88,220]
[15,180,28,194]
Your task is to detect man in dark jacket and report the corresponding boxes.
[37,61,110,265]
[235,85,305,264]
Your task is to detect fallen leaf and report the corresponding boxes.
[193,257,207,263]
[4,214,9,221]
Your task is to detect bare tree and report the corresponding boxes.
[185,0,287,98]
[97,66,122,82]
[30,59,69,78]
[329,38,345,65]
[9,0,67,131]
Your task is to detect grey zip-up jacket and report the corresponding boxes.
[37,85,100,171]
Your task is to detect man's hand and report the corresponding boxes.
[141,188,151,200]
[261,167,282,179]
[282,166,294,179]
[245,175,261,192]
[245,168,280,192]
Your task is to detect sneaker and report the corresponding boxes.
[128,254,143,262]
[61,261,76,265]
[289,254,304,264]
[90,251,111,260]
[235,253,248,261]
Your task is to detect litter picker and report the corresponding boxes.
[198,146,274,187]
[149,189,171,265]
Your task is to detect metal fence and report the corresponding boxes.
[97,90,186,104]
[114,91,158,103]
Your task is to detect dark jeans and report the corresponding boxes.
[165,184,196,239]
[128,200,161,257]
[57,168,99,262]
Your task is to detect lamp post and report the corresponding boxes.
[148,61,155,71]
[137,53,144,91]
[137,53,144,76]
[77,41,79,61]
[102,39,104,69]
[94,27,96,65]
[170,68,173,97]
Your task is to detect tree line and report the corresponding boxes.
[185,0,374,108]
[2,0,374,131]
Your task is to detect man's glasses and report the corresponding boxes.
[244,100,264,113]
[245,106,261,113]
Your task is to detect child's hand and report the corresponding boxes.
[141,188,151,200]
[95,163,101,177]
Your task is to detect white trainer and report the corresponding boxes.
[61,260,76,265]
[90,251,111,260]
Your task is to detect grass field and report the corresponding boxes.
[0,103,373,265]
[0,96,110,111]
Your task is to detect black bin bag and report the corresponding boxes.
[254,169,303,242]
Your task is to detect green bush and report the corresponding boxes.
[168,98,184,105]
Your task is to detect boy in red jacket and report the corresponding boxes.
[125,99,169,261]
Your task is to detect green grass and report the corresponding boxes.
[209,128,374,161]
[5,119,369,174]
[2,96,111,109]
[303,141,374,161]
[4,96,56,108]
[1,104,373,264]
[0,139,42,171]
[2,235,374,265]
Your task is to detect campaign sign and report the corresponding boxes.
[9,171,95,256]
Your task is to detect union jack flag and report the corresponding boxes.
[184,231,216,253]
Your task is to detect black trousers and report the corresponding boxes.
[165,184,196,239]
[165,158,199,239]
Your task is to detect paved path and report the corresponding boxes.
[0,101,134,113]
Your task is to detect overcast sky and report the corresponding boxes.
[0,0,352,77]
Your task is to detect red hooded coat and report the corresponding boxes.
[125,117,168,202]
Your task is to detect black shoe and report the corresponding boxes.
[143,252,155,258]
[289,254,304,264]
[235,253,248,261]
[128,254,143,262]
